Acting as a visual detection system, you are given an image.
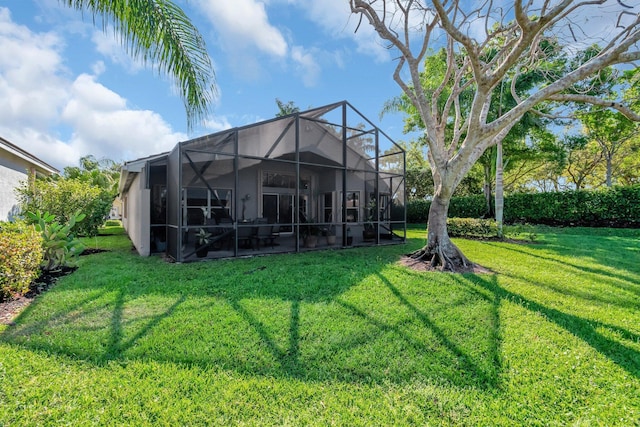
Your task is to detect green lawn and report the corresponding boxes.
[1,225,638,425]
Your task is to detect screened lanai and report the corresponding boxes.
[127,101,405,262]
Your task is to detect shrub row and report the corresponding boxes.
[0,221,43,299]
[407,185,640,227]
[407,195,487,223]
[447,218,497,238]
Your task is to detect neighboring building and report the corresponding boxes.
[109,196,123,220]
[119,101,406,261]
[0,137,59,221]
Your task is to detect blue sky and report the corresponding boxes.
[1,1,628,171]
[0,0,417,170]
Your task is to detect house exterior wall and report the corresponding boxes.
[122,170,151,256]
[0,153,34,221]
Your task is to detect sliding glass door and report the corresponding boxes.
[263,193,294,233]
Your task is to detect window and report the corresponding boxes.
[184,188,232,225]
[262,172,310,189]
[342,191,359,222]
[323,192,333,223]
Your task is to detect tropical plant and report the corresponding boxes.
[58,0,216,130]
[196,228,212,246]
[27,211,86,273]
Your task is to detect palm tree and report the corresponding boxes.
[60,0,216,130]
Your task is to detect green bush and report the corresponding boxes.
[449,195,487,218]
[27,211,86,273]
[407,185,640,227]
[407,195,488,223]
[17,177,113,237]
[407,200,431,223]
[447,217,497,238]
[0,221,43,299]
[504,185,640,227]
[104,219,122,227]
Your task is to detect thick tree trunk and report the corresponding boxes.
[411,194,472,271]
[606,156,613,187]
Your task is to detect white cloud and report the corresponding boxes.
[91,28,145,73]
[0,7,185,169]
[291,45,321,87]
[195,0,288,57]
[204,116,233,132]
[61,73,186,162]
[291,0,394,62]
[0,7,69,128]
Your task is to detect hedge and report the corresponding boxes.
[0,221,43,299]
[407,185,640,227]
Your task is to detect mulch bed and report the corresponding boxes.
[0,248,108,326]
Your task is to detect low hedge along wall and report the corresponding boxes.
[407,185,640,227]
[0,221,43,299]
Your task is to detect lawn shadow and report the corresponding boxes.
[472,274,640,379]
[483,240,640,308]
[0,238,506,388]
[332,270,502,389]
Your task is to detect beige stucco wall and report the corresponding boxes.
[122,170,151,256]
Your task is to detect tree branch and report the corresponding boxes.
[549,94,640,121]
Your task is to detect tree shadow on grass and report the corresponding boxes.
[483,241,640,307]
[469,274,640,379]
[0,244,503,389]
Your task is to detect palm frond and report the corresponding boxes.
[60,0,217,131]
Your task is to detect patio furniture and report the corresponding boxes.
[237,224,255,249]
[254,224,276,248]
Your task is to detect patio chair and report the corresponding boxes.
[254,223,276,248]
[237,224,255,249]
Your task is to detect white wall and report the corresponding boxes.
[0,155,30,221]
[122,170,151,256]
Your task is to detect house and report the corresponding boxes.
[0,137,59,221]
[119,101,406,261]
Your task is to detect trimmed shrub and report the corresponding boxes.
[407,200,431,223]
[407,185,640,227]
[0,221,43,299]
[408,195,487,223]
[504,185,640,227]
[449,195,487,218]
[447,218,498,238]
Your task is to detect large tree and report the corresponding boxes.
[61,0,216,130]
[350,0,640,270]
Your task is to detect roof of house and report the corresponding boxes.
[0,136,59,175]
[119,151,170,194]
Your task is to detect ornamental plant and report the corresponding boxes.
[27,211,86,272]
[0,221,43,299]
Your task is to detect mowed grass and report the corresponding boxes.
[0,225,638,425]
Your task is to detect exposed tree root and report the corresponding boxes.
[409,243,474,273]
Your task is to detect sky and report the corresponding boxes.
[0,0,419,171]
[0,1,633,172]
